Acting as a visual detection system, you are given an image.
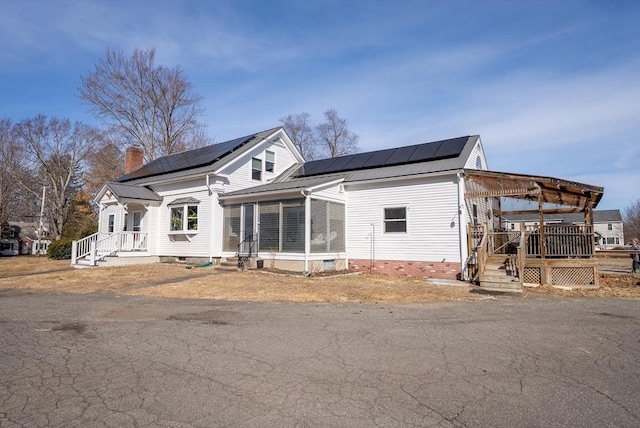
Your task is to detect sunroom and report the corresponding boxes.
[218,176,347,273]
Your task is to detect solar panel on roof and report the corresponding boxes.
[385,145,419,165]
[322,154,357,174]
[119,133,257,181]
[363,148,395,168]
[343,153,374,170]
[433,137,468,158]
[408,142,440,162]
[299,158,336,176]
[293,135,471,178]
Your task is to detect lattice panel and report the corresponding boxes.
[551,267,595,285]
[523,267,541,284]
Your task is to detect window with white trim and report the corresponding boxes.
[607,223,612,231]
[108,214,115,233]
[170,205,198,232]
[265,150,275,172]
[384,207,407,233]
[252,157,262,181]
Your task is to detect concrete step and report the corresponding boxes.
[218,257,240,271]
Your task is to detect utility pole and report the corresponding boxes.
[37,185,46,256]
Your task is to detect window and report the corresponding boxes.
[108,215,115,233]
[170,207,183,231]
[187,206,198,231]
[252,157,262,181]
[607,223,613,231]
[384,207,407,233]
[475,155,482,169]
[265,151,275,172]
[510,223,515,230]
[170,205,198,232]
[472,204,478,225]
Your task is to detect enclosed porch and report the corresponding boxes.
[218,177,347,273]
[464,170,604,292]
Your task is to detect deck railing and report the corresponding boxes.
[72,232,148,266]
[525,224,594,258]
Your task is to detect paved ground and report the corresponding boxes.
[1,291,638,428]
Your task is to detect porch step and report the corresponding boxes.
[479,280,523,293]
[479,255,522,292]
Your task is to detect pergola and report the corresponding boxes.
[463,169,604,288]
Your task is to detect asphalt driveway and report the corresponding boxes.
[1,291,638,427]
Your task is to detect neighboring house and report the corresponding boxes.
[5,221,51,255]
[0,238,19,256]
[502,210,624,250]
[76,126,604,288]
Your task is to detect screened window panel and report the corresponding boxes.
[259,202,280,251]
[223,205,241,251]
[329,202,345,251]
[282,199,305,252]
[310,199,345,253]
[311,199,328,252]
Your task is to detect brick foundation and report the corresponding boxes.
[348,259,461,279]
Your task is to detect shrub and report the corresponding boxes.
[47,238,74,260]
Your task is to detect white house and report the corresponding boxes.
[76,126,604,288]
[502,210,624,250]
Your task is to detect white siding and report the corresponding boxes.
[310,182,346,203]
[152,179,214,258]
[218,140,299,193]
[464,139,488,170]
[346,175,462,262]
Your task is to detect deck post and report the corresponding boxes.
[89,241,96,266]
[538,195,546,259]
[71,240,77,266]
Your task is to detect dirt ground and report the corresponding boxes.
[1,256,638,302]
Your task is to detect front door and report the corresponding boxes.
[241,204,256,254]
[132,211,142,248]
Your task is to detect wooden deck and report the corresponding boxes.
[468,224,599,289]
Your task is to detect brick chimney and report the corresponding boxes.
[124,146,144,174]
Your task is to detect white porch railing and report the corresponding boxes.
[71,232,148,266]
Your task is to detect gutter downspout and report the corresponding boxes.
[207,174,214,263]
[303,190,310,273]
[457,172,468,280]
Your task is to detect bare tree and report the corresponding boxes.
[84,142,124,197]
[0,118,22,226]
[79,48,209,161]
[623,199,640,243]
[316,109,359,158]
[15,115,96,239]
[279,112,317,160]
[0,118,39,223]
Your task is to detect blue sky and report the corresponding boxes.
[1,0,639,211]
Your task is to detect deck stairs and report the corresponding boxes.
[479,255,523,292]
